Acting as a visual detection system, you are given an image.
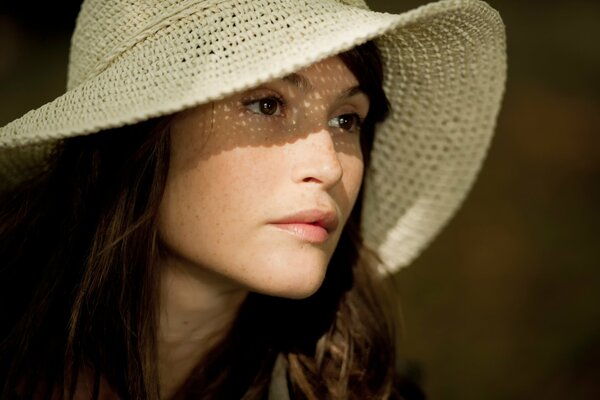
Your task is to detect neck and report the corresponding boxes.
[157,255,247,398]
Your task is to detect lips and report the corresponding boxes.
[270,209,339,243]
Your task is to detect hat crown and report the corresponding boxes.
[68,0,199,90]
[67,0,369,90]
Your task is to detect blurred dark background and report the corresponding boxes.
[1,0,599,398]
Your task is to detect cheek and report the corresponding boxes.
[159,145,287,242]
[157,153,264,291]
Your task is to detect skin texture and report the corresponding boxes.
[156,56,369,396]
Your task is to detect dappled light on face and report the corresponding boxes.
[169,56,369,162]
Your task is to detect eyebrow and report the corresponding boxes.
[339,85,366,100]
[282,73,367,100]
[282,73,313,91]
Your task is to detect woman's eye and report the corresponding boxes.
[244,97,283,116]
[329,113,362,133]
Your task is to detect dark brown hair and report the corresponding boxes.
[0,41,400,399]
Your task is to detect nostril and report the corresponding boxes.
[303,177,321,183]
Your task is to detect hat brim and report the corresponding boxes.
[365,1,506,272]
[0,0,506,272]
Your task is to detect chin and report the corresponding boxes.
[248,260,329,300]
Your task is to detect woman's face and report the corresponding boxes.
[158,56,369,299]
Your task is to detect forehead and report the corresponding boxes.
[291,55,358,89]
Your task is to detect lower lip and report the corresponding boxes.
[271,223,329,244]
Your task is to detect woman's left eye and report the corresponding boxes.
[244,96,283,116]
[328,113,363,133]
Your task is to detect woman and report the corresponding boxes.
[0,0,506,398]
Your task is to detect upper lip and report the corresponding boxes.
[271,209,339,233]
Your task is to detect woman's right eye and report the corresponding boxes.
[244,97,283,116]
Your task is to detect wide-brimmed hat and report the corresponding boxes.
[0,0,506,273]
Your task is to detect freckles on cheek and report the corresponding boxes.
[233,149,280,184]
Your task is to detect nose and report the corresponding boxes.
[291,128,343,188]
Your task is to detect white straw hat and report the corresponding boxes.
[0,0,506,273]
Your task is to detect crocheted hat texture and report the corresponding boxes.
[0,0,506,273]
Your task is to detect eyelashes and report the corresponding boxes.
[328,113,363,133]
[242,95,286,117]
[241,92,364,134]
